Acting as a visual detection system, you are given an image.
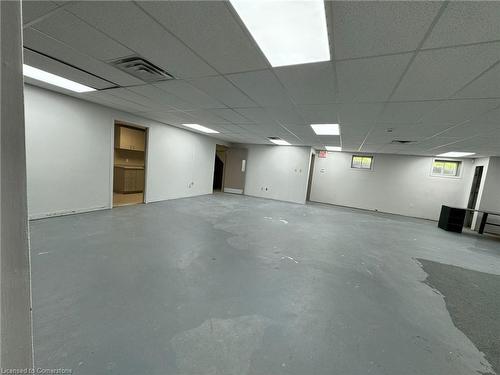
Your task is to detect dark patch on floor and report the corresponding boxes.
[418,259,500,375]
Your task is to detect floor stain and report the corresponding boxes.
[419,259,499,375]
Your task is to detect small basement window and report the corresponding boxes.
[351,155,373,170]
[432,159,461,177]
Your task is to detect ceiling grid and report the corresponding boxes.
[19,0,500,157]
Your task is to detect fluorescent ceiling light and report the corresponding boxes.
[325,146,341,152]
[311,124,340,135]
[229,0,330,67]
[269,138,290,146]
[182,124,219,134]
[437,152,475,158]
[23,64,95,93]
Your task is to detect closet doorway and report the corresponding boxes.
[113,122,147,207]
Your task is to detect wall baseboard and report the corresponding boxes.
[224,188,243,194]
[244,193,305,205]
[29,205,109,220]
[307,199,437,223]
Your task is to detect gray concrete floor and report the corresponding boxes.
[29,193,500,375]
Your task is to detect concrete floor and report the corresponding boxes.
[419,259,500,375]
[112,192,144,207]
[29,193,500,375]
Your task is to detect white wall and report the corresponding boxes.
[24,84,219,219]
[1,0,33,367]
[146,124,216,202]
[310,152,474,220]
[243,145,311,204]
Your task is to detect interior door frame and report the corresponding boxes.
[306,153,316,201]
[465,165,484,227]
[110,120,149,208]
[214,144,228,192]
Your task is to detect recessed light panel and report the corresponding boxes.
[229,0,330,67]
[182,124,219,134]
[23,64,95,93]
[268,137,290,145]
[311,124,340,135]
[325,146,341,152]
[437,152,475,158]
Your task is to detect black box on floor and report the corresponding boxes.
[438,205,466,233]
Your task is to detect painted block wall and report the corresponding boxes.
[243,145,312,204]
[1,0,33,367]
[310,152,474,221]
[24,84,219,219]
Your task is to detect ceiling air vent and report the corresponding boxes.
[109,56,174,83]
[391,139,415,144]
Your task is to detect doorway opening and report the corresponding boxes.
[113,122,147,207]
[213,145,227,192]
[465,165,483,227]
[306,153,316,201]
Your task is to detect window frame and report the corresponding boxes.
[430,158,463,179]
[351,155,374,171]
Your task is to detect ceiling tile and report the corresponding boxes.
[210,108,252,123]
[338,103,384,124]
[436,122,500,139]
[297,104,338,123]
[136,111,195,125]
[265,107,305,126]
[65,1,216,78]
[78,93,133,113]
[182,109,228,124]
[336,53,412,102]
[233,107,278,125]
[392,43,500,100]
[274,61,336,105]
[375,122,452,139]
[137,1,268,74]
[368,126,428,143]
[188,76,256,108]
[23,48,112,90]
[153,80,225,109]
[127,85,193,111]
[22,1,59,25]
[82,91,151,113]
[23,28,143,87]
[98,87,159,111]
[226,70,294,107]
[413,136,465,151]
[455,62,500,99]
[332,1,442,59]
[32,10,132,61]
[419,99,500,124]
[380,101,440,123]
[341,124,373,139]
[470,106,500,125]
[424,2,500,48]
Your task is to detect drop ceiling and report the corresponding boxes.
[22,1,500,156]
